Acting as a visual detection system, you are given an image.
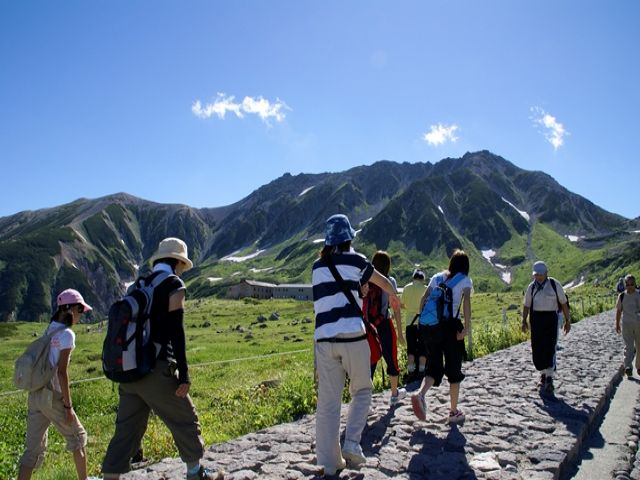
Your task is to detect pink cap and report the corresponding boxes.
[56,289,93,313]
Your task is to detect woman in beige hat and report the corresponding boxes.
[102,238,221,480]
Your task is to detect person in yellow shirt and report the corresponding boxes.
[402,269,427,379]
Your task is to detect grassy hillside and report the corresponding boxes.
[0,290,617,479]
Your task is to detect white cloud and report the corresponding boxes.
[423,123,459,146]
[531,107,568,150]
[192,94,243,119]
[192,92,289,124]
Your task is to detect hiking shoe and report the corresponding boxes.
[625,367,633,378]
[448,409,465,424]
[543,377,555,393]
[131,447,145,464]
[538,373,546,387]
[322,457,347,476]
[390,388,407,405]
[186,466,225,480]
[411,393,427,420]
[342,440,366,466]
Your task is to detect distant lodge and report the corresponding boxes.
[226,280,313,301]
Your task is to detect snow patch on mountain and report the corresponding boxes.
[299,186,315,197]
[250,267,273,273]
[565,235,584,242]
[482,248,511,284]
[564,276,585,290]
[222,249,266,262]
[501,197,530,221]
[481,249,496,262]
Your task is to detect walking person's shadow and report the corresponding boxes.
[537,390,595,438]
[408,425,478,480]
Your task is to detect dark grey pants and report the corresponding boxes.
[102,360,204,474]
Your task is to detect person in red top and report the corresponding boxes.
[364,251,406,405]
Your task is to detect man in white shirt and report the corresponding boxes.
[522,261,571,393]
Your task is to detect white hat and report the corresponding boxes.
[532,261,548,275]
[149,237,193,271]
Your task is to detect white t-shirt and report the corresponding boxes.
[523,277,568,312]
[46,321,76,392]
[427,271,473,318]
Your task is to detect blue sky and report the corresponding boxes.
[1,1,638,219]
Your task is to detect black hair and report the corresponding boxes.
[319,241,351,259]
[153,257,179,272]
[413,270,425,280]
[448,249,470,277]
[50,304,79,327]
[372,251,391,277]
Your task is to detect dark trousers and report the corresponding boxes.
[419,321,465,387]
[102,360,204,474]
[371,317,400,377]
[530,311,559,372]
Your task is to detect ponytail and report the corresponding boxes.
[50,304,75,327]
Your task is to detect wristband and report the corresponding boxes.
[63,404,72,409]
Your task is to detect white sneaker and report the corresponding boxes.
[322,457,347,476]
[389,387,407,405]
[342,440,366,466]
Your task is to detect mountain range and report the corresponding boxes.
[1,150,638,321]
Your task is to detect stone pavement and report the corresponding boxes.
[123,311,625,480]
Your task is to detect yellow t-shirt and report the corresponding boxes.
[401,281,427,321]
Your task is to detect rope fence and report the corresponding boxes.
[0,348,311,398]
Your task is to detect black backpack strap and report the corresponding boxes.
[530,283,537,312]
[549,278,560,305]
[325,256,363,316]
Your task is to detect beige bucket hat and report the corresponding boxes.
[149,237,193,271]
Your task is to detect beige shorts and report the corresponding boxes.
[19,387,87,468]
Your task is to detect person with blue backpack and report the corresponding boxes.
[411,249,473,424]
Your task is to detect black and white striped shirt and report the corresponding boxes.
[312,250,374,340]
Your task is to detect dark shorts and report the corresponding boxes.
[419,320,465,387]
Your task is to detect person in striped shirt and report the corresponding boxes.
[312,214,398,476]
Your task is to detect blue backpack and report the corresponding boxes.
[419,273,465,326]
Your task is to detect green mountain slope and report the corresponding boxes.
[0,151,636,320]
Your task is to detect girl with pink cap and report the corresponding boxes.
[18,289,92,480]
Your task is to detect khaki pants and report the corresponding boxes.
[315,338,372,473]
[19,388,87,468]
[622,320,640,370]
[102,360,204,474]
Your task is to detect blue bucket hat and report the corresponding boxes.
[325,214,356,246]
